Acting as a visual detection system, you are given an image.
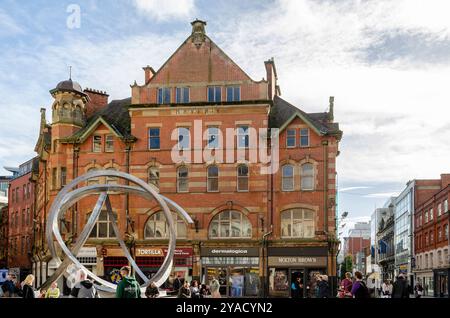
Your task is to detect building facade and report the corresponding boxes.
[0,205,8,268]
[7,158,36,279]
[414,174,450,298]
[32,20,342,297]
[377,202,395,281]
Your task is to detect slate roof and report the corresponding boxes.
[63,97,134,142]
[269,95,341,138]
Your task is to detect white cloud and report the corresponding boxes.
[363,192,399,199]
[339,186,372,192]
[132,0,196,21]
[0,9,24,35]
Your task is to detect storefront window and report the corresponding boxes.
[269,268,289,296]
[144,211,187,239]
[209,210,252,238]
[280,208,315,238]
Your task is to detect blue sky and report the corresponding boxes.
[1,0,450,237]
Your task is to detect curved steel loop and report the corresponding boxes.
[42,170,192,294]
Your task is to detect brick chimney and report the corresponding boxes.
[441,174,450,188]
[143,66,156,84]
[84,88,109,118]
[264,57,278,100]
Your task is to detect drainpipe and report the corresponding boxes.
[262,225,273,298]
[72,145,79,240]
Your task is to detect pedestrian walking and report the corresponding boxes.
[1,273,19,297]
[116,266,141,298]
[291,276,304,298]
[145,282,159,298]
[45,282,60,298]
[318,275,330,298]
[338,272,353,298]
[414,282,424,298]
[210,278,221,298]
[351,271,369,298]
[173,275,183,295]
[392,274,409,298]
[199,284,210,298]
[21,274,36,299]
[70,269,99,298]
[190,280,201,298]
[381,279,393,298]
[178,281,191,298]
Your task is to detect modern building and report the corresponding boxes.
[393,178,444,289]
[31,20,342,297]
[414,174,450,298]
[7,158,37,280]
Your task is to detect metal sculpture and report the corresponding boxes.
[40,170,193,294]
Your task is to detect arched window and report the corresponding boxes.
[177,166,188,192]
[148,166,160,188]
[144,211,187,239]
[87,167,99,185]
[88,210,117,238]
[207,165,219,192]
[301,163,314,190]
[209,210,252,238]
[237,164,249,191]
[281,208,315,238]
[106,167,118,184]
[282,165,294,191]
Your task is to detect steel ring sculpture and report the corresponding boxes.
[41,170,194,294]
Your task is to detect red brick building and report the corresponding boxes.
[0,205,8,269]
[414,174,450,298]
[32,20,342,297]
[7,158,36,279]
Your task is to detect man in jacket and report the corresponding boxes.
[392,274,409,298]
[116,266,141,298]
[70,270,99,298]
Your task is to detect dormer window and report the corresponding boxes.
[158,87,171,104]
[93,135,102,152]
[176,87,190,103]
[208,86,221,102]
[226,86,241,102]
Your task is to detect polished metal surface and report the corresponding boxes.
[41,170,193,294]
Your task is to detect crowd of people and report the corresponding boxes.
[0,267,226,299]
[337,271,425,298]
[1,268,427,299]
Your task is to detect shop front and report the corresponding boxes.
[268,247,328,298]
[135,247,193,291]
[434,268,450,298]
[201,247,260,297]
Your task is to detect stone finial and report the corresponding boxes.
[191,19,207,48]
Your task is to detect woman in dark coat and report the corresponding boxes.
[22,274,36,299]
[317,275,330,298]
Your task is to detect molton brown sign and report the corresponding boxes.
[268,256,327,267]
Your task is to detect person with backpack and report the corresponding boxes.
[70,270,99,298]
[351,271,369,298]
[392,274,409,298]
[116,266,141,298]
